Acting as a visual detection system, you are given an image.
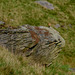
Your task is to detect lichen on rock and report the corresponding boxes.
[0,25,65,66]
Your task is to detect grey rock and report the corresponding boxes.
[55,24,60,28]
[69,24,72,28]
[0,21,5,26]
[35,1,54,10]
[69,68,75,72]
[0,25,65,66]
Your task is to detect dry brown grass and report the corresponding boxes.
[0,0,75,75]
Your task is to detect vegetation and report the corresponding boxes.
[0,0,75,75]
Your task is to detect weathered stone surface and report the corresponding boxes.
[0,25,65,66]
[35,1,54,10]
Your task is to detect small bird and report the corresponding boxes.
[48,23,51,27]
